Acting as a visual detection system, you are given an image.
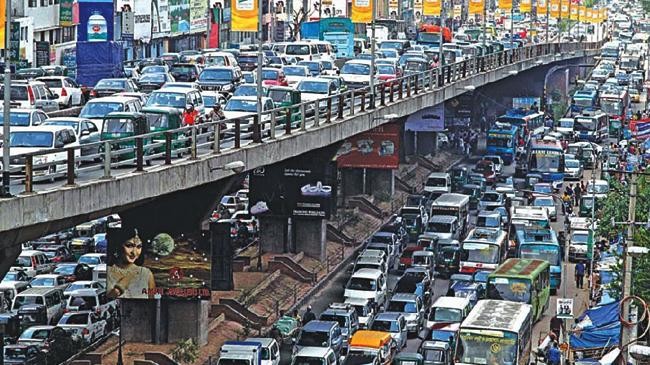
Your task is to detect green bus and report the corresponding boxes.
[486,258,550,322]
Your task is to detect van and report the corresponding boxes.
[386,293,424,334]
[0,282,31,304]
[4,80,60,112]
[424,216,459,241]
[11,250,54,279]
[344,269,388,306]
[78,96,143,130]
[370,312,407,349]
[426,296,472,329]
[476,210,502,229]
[291,347,338,365]
[66,288,117,323]
[245,337,281,365]
[429,194,471,236]
[411,251,435,277]
[294,320,343,356]
[311,40,337,60]
[285,42,320,61]
[424,173,452,197]
[353,256,388,277]
[344,297,376,329]
[320,303,360,346]
[12,287,65,325]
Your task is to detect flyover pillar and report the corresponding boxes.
[368,169,395,200]
[259,216,287,254]
[293,218,326,262]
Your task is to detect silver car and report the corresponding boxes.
[565,159,583,180]
[385,293,424,334]
[370,312,408,348]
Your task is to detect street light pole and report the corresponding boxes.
[439,7,445,85]
[2,3,11,198]
[482,0,486,46]
[510,6,513,50]
[545,0,550,44]
[256,0,263,133]
[369,0,376,108]
[621,172,637,362]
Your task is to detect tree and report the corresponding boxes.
[170,338,200,364]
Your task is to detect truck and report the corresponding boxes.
[219,341,262,365]
[300,18,355,59]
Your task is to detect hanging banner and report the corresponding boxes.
[560,0,569,18]
[0,0,5,49]
[232,0,258,30]
[569,4,578,20]
[153,0,171,34]
[499,0,512,12]
[388,0,399,18]
[423,0,441,16]
[578,5,585,20]
[585,7,592,23]
[520,0,532,13]
[60,0,74,26]
[190,0,207,32]
[468,0,484,15]
[550,0,560,18]
[414,0,423,22]
[537,0,548,16]
[453,4,462,17]
[352,0,372,23]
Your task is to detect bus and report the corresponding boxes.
[457,300,533,365]
[417,24,452,46]
[460,227,508,274]
[430,193,470,236]
[600,41,621,60]
[507,206,551,256]
[574,111,609,142]
[516,228,562,293]
[526,139,565,190]
[486,123,518,164]
[599,88,629,123]
[497,109,545,137]
[571,89,598,114]
[486,258,551,322]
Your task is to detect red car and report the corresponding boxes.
[399,246,424,271]
[377,64,402,88]
[261,68,288,87]
[473,159,498,183]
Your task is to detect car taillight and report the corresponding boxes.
[64,308,69,313]
[60,87,68,97]
[31,256,37,268]
[90,90,97,97]
[27,86,35,105]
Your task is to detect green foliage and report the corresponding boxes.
[170,338,200,365]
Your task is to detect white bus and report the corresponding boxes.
[459,228,508,274]
[456,300,533,365]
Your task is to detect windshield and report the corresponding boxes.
[293,357,325,365]
[423,349,444,362]
[199,69,233,81]
[487,277,532,303]
[320,314,348,328]
[600,99,622,115]
[341,63,370,75]
[574,98,593,107]
[102,119,134,133]
[426,177,447,187]
[284,66,309,76]
[13,295,44,309]
[559,120,574,128]
[481,193,500,202]
[96,79,126,89]
[31,277,55,286]
[67,282,91,291]
[42,120,79,132]
[381,49,399,58]
[520,244,560,265]
[566,160,580,168]
[142,66,167,74]
[587,183,609,194]
[80,102,124,119]
[533,198,554,207]
[371,319,399,332]
[19,326,51,340]
[262,69,279,80]
[380,41,404,50]
[140,74,167,83]
[458,331,518,365]
[377,65,396,75]
[477,215,500,228]
[299,62,320,73]
[286,44,311,55]
[575,118,596,131]
[297,331,329,346]
[202,96,218,108]
[297,81,329,94]
[572,232,589,244]
[487,134,514,148]
[528,150,562,173]
[60,313,89,325]
[427,222,451,233]
[429,307,462,322]
[10,131,53,148]
[269,90,292,103]
[347,277,377,291]
[146,92,186,108]
[387,300,417,313]
[462,243,500,264]
[225,99,257,112]
[78,256,101,265]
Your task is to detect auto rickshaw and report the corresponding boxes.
[435,244,461,278]
[609,119,623,139]
[270,314,300,346]
[70,237,94,259]
[404,58,430,87]
[267,86,303,125]
[100,112,153,163]
[142,106,188,156]
[525,173,543,190]
[351,330,397,365]
[579,194,601,217]
[393,352,423,365]
[450,167,469,192]
[416,233,439,252]
[461,183,482,210]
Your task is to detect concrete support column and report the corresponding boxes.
[368,169,395,200]
[259,216,287,254]
[341,168,365,197]
[293,219,326,262]
[166,300,209,345]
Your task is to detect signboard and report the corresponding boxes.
[556,298,574,319]
[468,0,484,15]
[134,0,152,40]
[106,227,211,299]
[352,0,373,23]
[336,123,400,169]
[423,0,441,16]
[232,0,258,31]
[9,22,19,62]
[0,0,5,49]
[249,157,336,219]
[121,11,135,36]
[77,0,115,42]
[153,0,171,34]
[35,42,50,67]
[190,0,208,31]
[406,104,445,132]
[388,0,399,17]
[414,0,423,21]
[60,0,75,26]
[512,97,540,110]
[62,47,77,79]
[169,0,191,34]
[274,21,285,42]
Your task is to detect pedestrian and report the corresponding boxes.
[302,305,316,325]
[566,184,574,201]
[465,139,471,156]
[550,315,563,340]
[575,261,585,289]
[293,309,301,324]
[574,183,582,206]
[459,138,465,154]
[547,342,561,365]
[561,192,571,215]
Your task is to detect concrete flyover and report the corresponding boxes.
[0,41,602,275]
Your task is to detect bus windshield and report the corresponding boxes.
[462,242,500,264]
[458,330,518,365]
[487,277,532,303]
[528,150,562,172]
[487,134,514,147]
[519,244,560,265]
[574,118,596,131]
[600,100,622,115]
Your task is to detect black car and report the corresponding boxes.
[137,57,165,72]
[237,52,268,72]
[4,344,46,365]
[169,63,202,82]
[380,214,409,244]
[137,73,175,93]
[53,263,93,282]
[198,66,241,93]
[91,78,137,98]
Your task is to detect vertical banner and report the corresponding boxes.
[60,0,74,26]
[499,0,512,12]
[520,0,532,13]
[550,0,560,18]
[585,7,592,23]
[0,0,5,49]
[134,0,152,40]
[231,0,258,30]
[189,0,207,31]
[559,0,568,19]
[578,5,585,20]
[414,0,423,22]
[77,0,115,42]
[468,0,484,15]
[352,0,372,23]
[388,0,399,18]
[569,4,577,20]
[453,4,462,17]
[423,0,441,16]
[538,0,547,16]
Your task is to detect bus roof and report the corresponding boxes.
[432,193,470,207]
[488,123,518,134]
[490,258,550,279]
[461,299,532,333]
[529,139,563,149]
[516,228,558,244]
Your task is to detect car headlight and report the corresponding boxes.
[223,84,234,92]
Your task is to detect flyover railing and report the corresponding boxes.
[2,41,603,195]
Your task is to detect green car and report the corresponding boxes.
[450,167,469,192]
[393,353,423,365]
[100,112,152,163]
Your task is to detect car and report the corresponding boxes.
[260,67,288,86]
[0,108,50,129]
[446,274,484,307]
[57,311,107,344]
[233,84,271,97]
[385,293,425,335]
[30,274,67,288]
[298,60,324,77]
[565,159,583,180]
[296,78,337,105]
[136,73,175,93]
[2,270,30,283]
[629,88,641,103]
[197,66,242,93]
[77,254,106,269]
[3,344,46,364]
[160,81,200,90]
[145,88,205,114]
[219,195,246,214]
[42,117,101,158]
[376,63,402,88]
[370,312,408,349]
[340,60,375,90]
[533,195,557,221]
[533,183,553,195]
[66,288,117,326]
[78,96,143,128]
[481,155,504,175]
[230,210,258,235]
[63,280,105,298]
[37,245,75,263]
[140,65,170,75]
[91,78,138,98]
[4,80,60,112]
[477,191,505,211]
[222,96,275,132]
[169,63,202,82]
[36,76,84,107]
[10,251,54,279]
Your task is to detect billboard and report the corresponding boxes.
[134,0,152,40]
[336,123,400,169]
[106,227,211,299]
[232,0,258,31]
[77,0,115,42]
[406,104,445,132]
[352,0,372,23]
[60,0,74,26]
[249,156,336,219]
[190,0,208,31]
[169,0,191,34]
[153,0,172,34]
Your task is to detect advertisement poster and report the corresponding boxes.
[578,5,586,19]
[60,0,74,26]
[62,47,77,79]
[336,123,400,169]
[249,156,336,219]
[106,227,211,299]
[134,0,152,40]
[190,0,207,31]
[550,0,560,18]
[0,0,4,49]
[468,0,484,15]
[414,0,423,21]
[406,104,445,132]
[538,0,548,16]
[499,0,512,12]
[388,0,399,18]
[352,0,372,23]
[116,0,135,11]
[153,0,172,34]
[77,0,115,42]
[35,42,50,67]
[520,0,531,13]
[423,0,440,16]
[232,0,258,31]
[169,0,191,34]
[323,0,347,17]
[512,97,540,110]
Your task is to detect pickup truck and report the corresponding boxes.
[57,311,107,344]
[219,341,262,365]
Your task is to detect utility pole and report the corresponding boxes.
[256,0,263,134]
[621,172,637,362]
[206,0,212,48]
[369,0,376,109]
[482,0,486,46]
[2,1,11,198]
[545,0,550,44]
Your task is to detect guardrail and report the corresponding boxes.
[3,41,602,195]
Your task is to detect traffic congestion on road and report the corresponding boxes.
[2,0,650,362]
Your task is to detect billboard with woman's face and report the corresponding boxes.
[106,227,211,300]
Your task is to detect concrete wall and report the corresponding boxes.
[294,219,326,262]
[259,216,287,254]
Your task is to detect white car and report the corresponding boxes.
[340,59,377,90]
[42,117,102,158]
[282,65,311,86]
[57,311,107,344]
[77,253,107,269]
[37,76,84,108]
[482,155,504,175]
[223,96,275,132]
[30,274,67,288]
[63,280,106,298]
[533,196,557,221]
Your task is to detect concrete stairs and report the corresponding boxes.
[212,298,267,329]
[268,255,317,283]
[347,196,383,219]
[326,223,354,245]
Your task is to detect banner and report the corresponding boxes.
[352,0,372,23]
[537,0,548,16]
[152,0,171,34]
[520,0,532,13]
[60,0,74,26]
[189,0,207,32]
[585,7,593,23]
[423,0,441,16]
[0,0,4,49]
[406,104,445,132]
[468,0,484,15]
[560,0,569,18]
[453,4,462,17]
[134,0,152,40]
[388,0,399,17]
[414,0,423,21]
[569,3,578,20]
[169,0,190,34]
[578,5,585,20]
[77,0,115,42]
[499,0,512,12]
[550,0,560,18]
[337,123,400,169]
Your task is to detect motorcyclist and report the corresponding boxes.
[208,104,225,122]
[182,103,199,126]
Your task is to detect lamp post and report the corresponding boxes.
[369,0,377,109]
[256,0,264,132]
[1,3,12,198]
[545,0,550,44]
[482,0,486,46]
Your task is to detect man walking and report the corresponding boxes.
[574,182,582,206]
[575,261,585,289]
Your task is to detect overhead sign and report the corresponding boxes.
[336,122,400,169]
[352,0,372,23]
[557,298,574,319]
[232,0,258,31]
[406,104,445,132]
